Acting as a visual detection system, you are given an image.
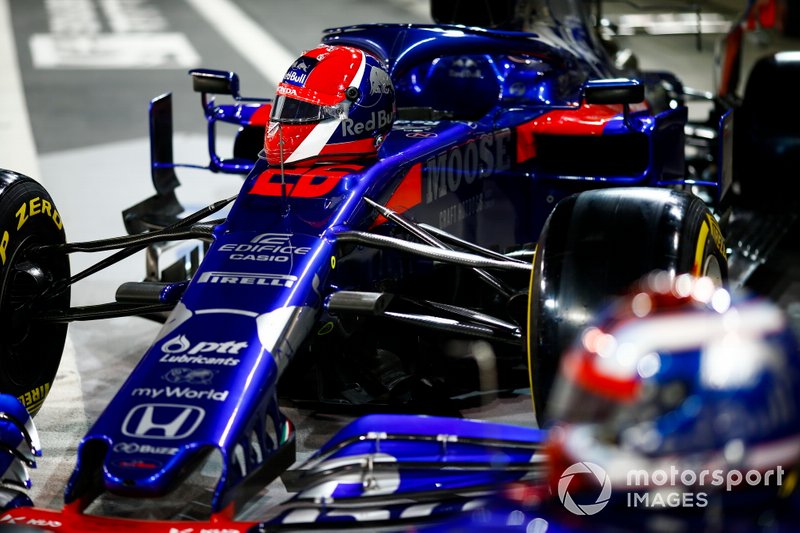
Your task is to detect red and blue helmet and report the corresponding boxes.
[265,44,395,166]
[546,272,800,501]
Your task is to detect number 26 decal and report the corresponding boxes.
[249,164,362,198]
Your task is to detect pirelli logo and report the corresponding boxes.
[18,383,50,413]
[196,271,297,288]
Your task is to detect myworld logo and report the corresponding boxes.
[558,462,612,515]
[131,386,229,402]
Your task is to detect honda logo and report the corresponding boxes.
[122,404,205,440]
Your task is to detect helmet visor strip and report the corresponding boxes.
[270,95,345,124]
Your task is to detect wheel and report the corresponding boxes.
[233,125,265,162]
[0,170,70,416]
[734,52,800,210]
[528,188,727,425]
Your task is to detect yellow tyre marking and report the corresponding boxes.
[706,213,727,258]
[18,382,51,416]
[317,321,334,336]
[692,221,709,276]
[526,244,538,418]
[779,468,798,498]
[330,255,336,269]
[0,230,8,265]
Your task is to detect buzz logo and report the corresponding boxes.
[113,441,179,455]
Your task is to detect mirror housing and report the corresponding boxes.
[583,78,644,105]
[190,69,241,99]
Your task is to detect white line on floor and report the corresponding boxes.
[0,0,40,179]
[184,0,295,89]
[0,1,87,506]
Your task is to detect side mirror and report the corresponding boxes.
[583,78,644,105]
[583,79,644,130]
[190,69,241,99]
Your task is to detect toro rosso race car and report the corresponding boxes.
[0,0,796,530]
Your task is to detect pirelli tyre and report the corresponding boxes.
[528,188,727,425]
[0,170,70,416]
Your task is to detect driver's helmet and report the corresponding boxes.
[546,272,800,505]
[265,44,395,166]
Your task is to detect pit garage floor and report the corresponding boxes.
[1,0,799,522]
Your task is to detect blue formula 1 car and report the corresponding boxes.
[0,0,795,529]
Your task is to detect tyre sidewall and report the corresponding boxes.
[529,188,727,424]
[0,171,70,415]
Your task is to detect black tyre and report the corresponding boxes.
[0,170,70,416]
[733,52,800,210]
[528,188,727,425]
[233,125,266,162]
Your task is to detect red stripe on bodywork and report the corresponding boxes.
[0,503,256,533]
[319,137,376,156]
[514,102,649,163]
[248,103,272,126]
[371,163,423,227]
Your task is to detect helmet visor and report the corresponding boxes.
[271,95,343,124]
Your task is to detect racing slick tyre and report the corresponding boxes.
[0,170,70,416]
[734,51,800,210]
[528,188,727,425]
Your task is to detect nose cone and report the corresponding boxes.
[103,441,207,497]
